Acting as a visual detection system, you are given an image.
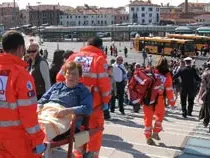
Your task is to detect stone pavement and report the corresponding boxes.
[51,99,210,158]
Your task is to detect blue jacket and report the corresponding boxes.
[38,82,93,130]
[38,82,93,116]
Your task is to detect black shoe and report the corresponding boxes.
[188,113,192,116]
[182,113,187,118]
[104,116,111,120]
[110,110,115,113]
[121,111,125,115]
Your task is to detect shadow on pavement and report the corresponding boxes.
[103,134,150,158]
[158,142,184,151]
[108,117,144,129]
[165,111,199,122]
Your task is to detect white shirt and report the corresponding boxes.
[112,63,127,82]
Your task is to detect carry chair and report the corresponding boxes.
[46,110,104,158]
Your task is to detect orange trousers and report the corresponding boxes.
[143,96,165,139]
[0,138,41,158]
[74,109,104,158]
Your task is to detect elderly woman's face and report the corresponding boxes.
[65,68,80,88]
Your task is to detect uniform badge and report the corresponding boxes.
[26,81,33,90]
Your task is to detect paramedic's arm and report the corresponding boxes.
[96,56,112,104]
[16,73,45,148]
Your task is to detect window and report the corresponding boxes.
[78,21,80,25]
[78,16,80,18]
[105,21,107,25]
[149,8,153,11]
[149,13,152,17]
[156,8,159,11]
[142,7,145,11]
[92,20,94,24]
[142,19,145,23]
[149,19,152,23]
[142,13,145,17]
[137,8,139,11]
[131,7,134,11]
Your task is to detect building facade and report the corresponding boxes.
[0,2,19,29]
[59,6,129,26]
[129,0,160,25]
[205,3,210,12]
[19,9,30,26]
[27,5,66,26]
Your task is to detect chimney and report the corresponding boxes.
[184,0,188,13]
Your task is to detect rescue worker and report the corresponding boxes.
[173,57,201,118]
[144,57,175,145]
[0,31,45,157]
[56,37,111,158]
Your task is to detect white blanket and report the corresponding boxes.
[38,102,74,141]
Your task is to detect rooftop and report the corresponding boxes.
[129,0,159,7]
[0,2,18,8]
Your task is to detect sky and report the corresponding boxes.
[1,0,208,9]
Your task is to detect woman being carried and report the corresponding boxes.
[38,61,92,141]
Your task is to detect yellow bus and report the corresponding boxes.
[167,34,210,51]
[134,37,195,57]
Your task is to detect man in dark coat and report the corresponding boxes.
[174,57,201,118]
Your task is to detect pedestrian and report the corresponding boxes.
[143,57,175,145]
[56,37,111,158]
[49,50,65,85]
[0,30,45,157]
[124,46,128,58]
[104,65,117,120]
[27,42,51,99]
[174,57,201,118]
[147,55,153,67]
[110,45,113,56]
[105,46,108,55]
[198,62,210,129]
[142,48,147,66]
[111,56,127,115]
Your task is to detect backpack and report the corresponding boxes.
[128,68,161,106]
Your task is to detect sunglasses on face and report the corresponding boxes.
[27,50,37,54]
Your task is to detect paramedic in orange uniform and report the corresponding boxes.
[56,37,111,158]
[143,57,175,145]
[0,31,45,157]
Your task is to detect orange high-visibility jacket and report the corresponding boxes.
[56,45,111,108]
[0,54,45,148]
[154,70,175,106]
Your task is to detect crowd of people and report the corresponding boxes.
[0,30,210,157]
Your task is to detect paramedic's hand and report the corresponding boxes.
[54,108,73,118]
[33,143,46,154]
[103,104,109,111]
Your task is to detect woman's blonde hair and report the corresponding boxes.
[63,61,82,77]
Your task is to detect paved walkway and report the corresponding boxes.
[52,99,210,158]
